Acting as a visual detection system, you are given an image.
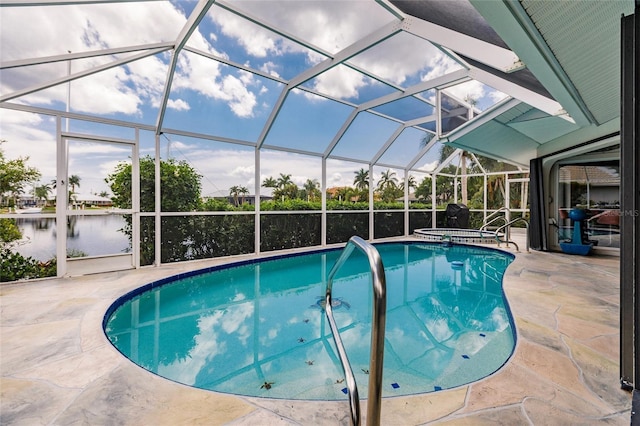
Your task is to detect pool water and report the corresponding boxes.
[104,242,515,400]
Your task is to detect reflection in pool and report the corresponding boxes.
[104,242,515,400]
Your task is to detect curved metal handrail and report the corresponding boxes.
[325,236,387,426]
[480,207,510,231]
[479,215,508,232]
[482,207,510,225]
[495,217,530,252]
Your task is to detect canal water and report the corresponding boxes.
[12,215,130,261]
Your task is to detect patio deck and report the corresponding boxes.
[0,236,631,425]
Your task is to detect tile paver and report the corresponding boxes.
[0,237,631,425]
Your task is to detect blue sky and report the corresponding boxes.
[0,0,508,198]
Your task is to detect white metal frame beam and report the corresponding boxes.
[468,65,569,121]
[256,19,403,150]
[401,15,522,73]
[445,97,523,142]
[0,48,169,103]
[358,68,470,111]
[155,0,216,133]
[0,42,173,69]
[287,20,404,89]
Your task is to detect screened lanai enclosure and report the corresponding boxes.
[0,0,545,277]
[2,0,640,401]
[0,0,634,277]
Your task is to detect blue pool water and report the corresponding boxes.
[104,242,515,400]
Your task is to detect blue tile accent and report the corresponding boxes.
[391,383,399,389]
[479,333,486,337]
[342,387,348,394]
[434,386,442,391]
[462,354,470,359]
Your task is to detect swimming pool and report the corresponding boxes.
[104,242,515,400]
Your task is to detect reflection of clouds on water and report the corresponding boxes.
[158,301,254,385]
[427,317,455,342]
[490,307,509,332]
[267,328,278,340]
[232,293,246,302]
[108,243,515,399]
[220,302,253,346]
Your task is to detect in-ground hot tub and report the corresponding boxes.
[413,228,501,244]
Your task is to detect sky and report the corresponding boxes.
[0,0,508,199]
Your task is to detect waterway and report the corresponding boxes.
[11,215,130,261]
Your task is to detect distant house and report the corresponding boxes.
[326,186,360,202]
[71,193,113,207]
[17,195,38,208]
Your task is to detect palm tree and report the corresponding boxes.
[401,175,417,192]
[353,168,369,191]
[69,174,81,193]
[436,145,470,204]
[377,169,398,191]
[276,173,293,189]
[335,186,350,202]
[238,186,249,204]
[229,185,240,206]
[262,176,277,189]
[303,179,320,201]
[34,183,51,206]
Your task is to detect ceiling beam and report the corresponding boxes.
[371,124,406,165]
[445,97,522,141]
[401,15,522,73]
[358,68,470,111]
[0,47,168,103]
[1,42,173,69]
[155,0,215,134]
[406,134,442,171]
[468,65,569,121]
[323,109,359,158]
[287,20,403,88]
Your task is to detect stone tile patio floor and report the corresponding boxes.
[0,237,631,425]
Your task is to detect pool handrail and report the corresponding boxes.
[479,215,508,232]
[495,216,530,252]
[480,207,510,231]
[325,236,387,426]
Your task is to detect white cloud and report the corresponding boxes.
[0,3,267,119]
[329,172,345,188]
[68,141,131,155]
[171,53,259,118]
[489,90,509,104]
[259,62,281,79]
[235,0,395,55]
[0,110,57,178]
[0,3,190,115]
[230,165,254,179]
[127,55,171,108]
[311,66,368,100]
[209,7,285,58]
[222,75,257,118]
[418,160,440,173]
[70,66,141,115]
[443,80,485,104]
[167,98,190,111]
